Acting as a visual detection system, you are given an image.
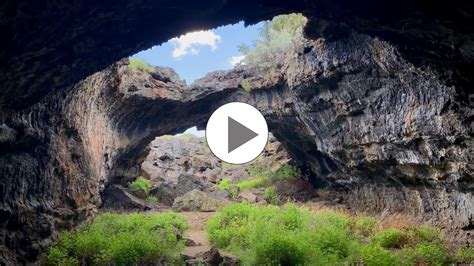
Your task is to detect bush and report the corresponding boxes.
[239,13,307,68]
[128,57,154,73]
[207,203,361,265]
[271,163,301,181]
[352,214,378,238]
[455,246,474,263]
[263,186,280,205]
[360,244,403,266]
[406,225,443,245]
[45,212,187,265]
[217,178,239,199]
[131,176,151,194]
[403,243,449,265]
[147,195,158,203]
[371,228,406,248]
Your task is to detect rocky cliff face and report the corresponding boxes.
[1,30,471,263]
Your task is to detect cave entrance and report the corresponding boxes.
[101,13,316,210]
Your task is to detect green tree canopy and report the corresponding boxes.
[239,13,307,67]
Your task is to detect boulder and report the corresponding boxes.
[237,190,258,203]
[172,190,229,212]
[101,185,151,211]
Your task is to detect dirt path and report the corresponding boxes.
[180,212,215,257]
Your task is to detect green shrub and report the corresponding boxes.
[352,214,378,237]
[217,177,232,190]
[454,246,474,263]
[239,13,307,68]
[217,178,239,199]
[371,228,405,248]
[360,244,403,266]
[207,203,361,265]
[263,186,280,205]
[131,176,151,194]
[128,57,154,73]
[45,212,187,265]
[407,225,442,245]
[147,195,158,203]
[403,243,449,265]
[271,163,300,181]
[240,80,252,92]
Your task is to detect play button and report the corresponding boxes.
[206,102,268,164]
[228,117,259,153]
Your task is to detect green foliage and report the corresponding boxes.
[217,178,239,199]
[263,186,280,205]
[207,203,461,265]
[236,176,269,190]
[217,177,233,190]
[45,212,187,265]
[207,203,361,265]
[406,225,443,245]
[239,13,307,68]
[403,243,449,265]
[371,228,405,248]
[240,80,252,92]
[352,214,378,237]
[271,163,301,181]
[454,246,474,263]
[360,244,403,266]
[130,176,151,194]
[147,195,158,203]
[128,57,154,73]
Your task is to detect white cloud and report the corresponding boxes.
[170,30,221,58]
[229,55,245,66]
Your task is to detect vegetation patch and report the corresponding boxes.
[130,176,151,195]
[351,213,378,238]
[128,57,154,73]
[263,186,280,205]
[45,212,187,265]
[240,79,252,92]
[239,13,307,69]
[207,203,464,265]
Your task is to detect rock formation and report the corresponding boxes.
[138,133,289,205]
[0,1,472,264]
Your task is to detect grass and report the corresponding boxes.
[207,203,463,265]
[352,213,378,237]
[128,57,154,73]
[147,195,158,203]
[217,178,239,199]
[371,228,405,248]
[216,162,302,204]
[207,203,359,265]
[454,246,474,263]
[271,163,300,181]
[130,176,151,194]
[236,176,269,190]
[45,212,187,265]
[263,186,280,205]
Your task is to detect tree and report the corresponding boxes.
[239,13,307,67]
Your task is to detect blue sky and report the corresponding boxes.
[132,21,263,84]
